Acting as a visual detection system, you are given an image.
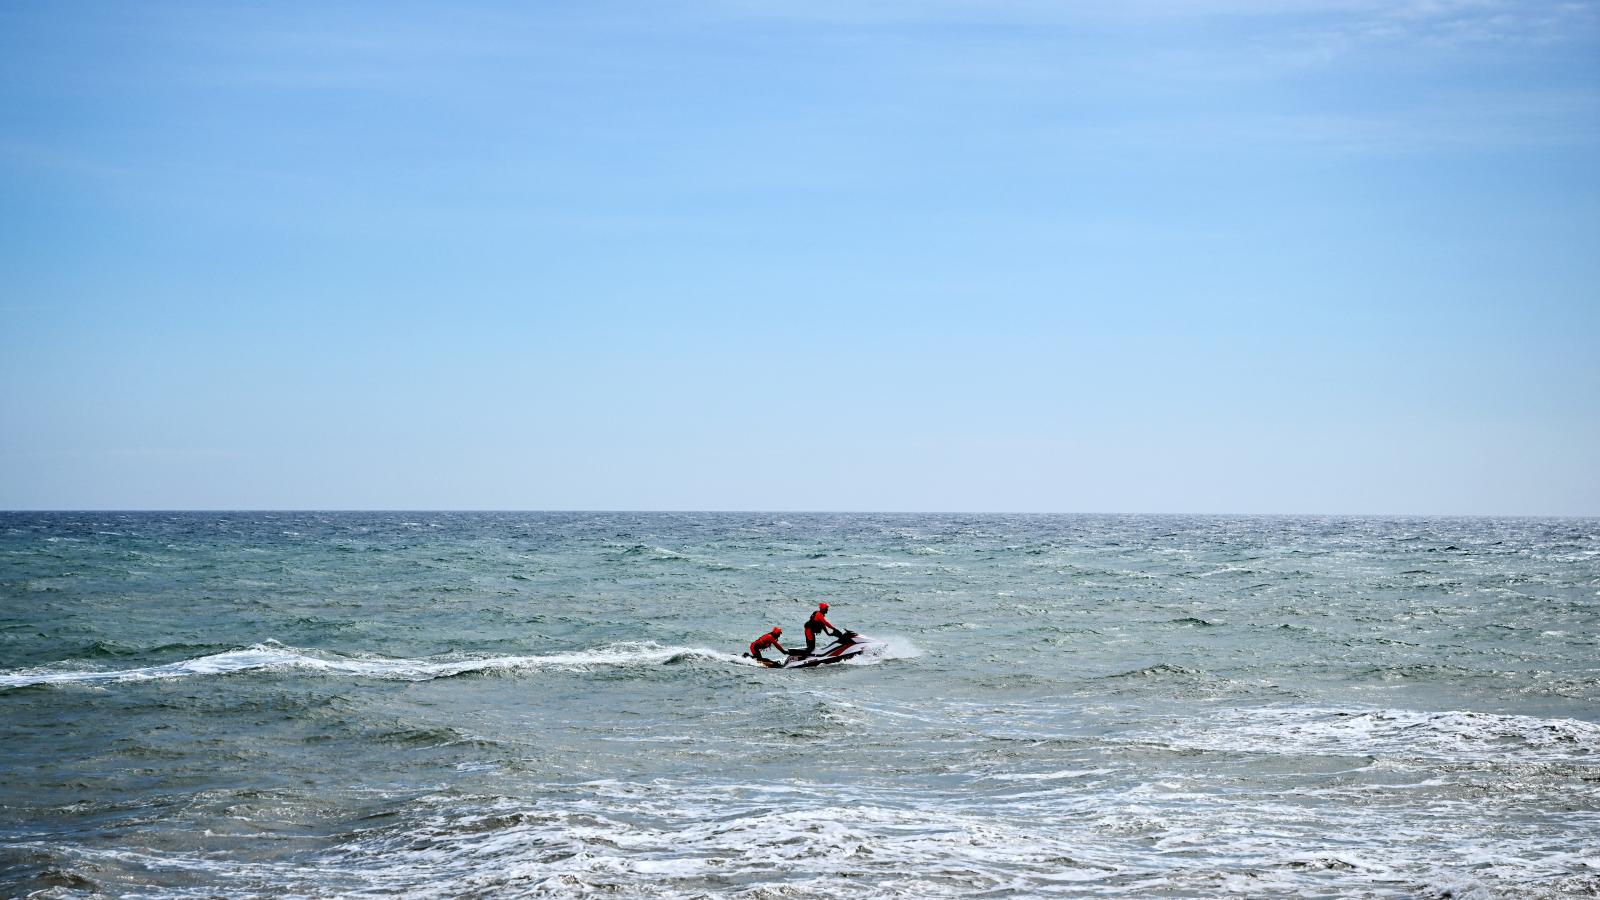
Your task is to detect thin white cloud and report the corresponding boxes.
[1295,0,1600,54]
[708,0,1599,46]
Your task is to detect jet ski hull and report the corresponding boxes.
[748,632,883,669]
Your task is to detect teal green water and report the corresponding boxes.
[3,513,1598,897]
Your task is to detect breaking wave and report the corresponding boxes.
[0,635,922,690]
[0,641,753,689]
[1152,705,1600,762]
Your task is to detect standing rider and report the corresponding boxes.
[747,626,789,665]
[803,602,845,653]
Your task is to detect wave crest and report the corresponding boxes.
[0,641,752,689]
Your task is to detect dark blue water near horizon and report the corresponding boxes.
[3,512,1598,897]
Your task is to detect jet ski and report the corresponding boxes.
[747,631,884,669]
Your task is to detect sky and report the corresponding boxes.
[1,0,1597,514]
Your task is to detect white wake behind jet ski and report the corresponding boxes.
[750,631,884,669]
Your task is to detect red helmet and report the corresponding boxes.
[818,602,829,611]
[771,626,782,635]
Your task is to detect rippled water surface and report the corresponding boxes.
[2,512,1597,898]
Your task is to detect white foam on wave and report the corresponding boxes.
[1154,705,1600,762]
[982,768,1116,782]
[0,641,753,689]
[127,774,1594,898]
[304,791,1125,898]
[1195,565,1253,577]
[24,771,1600,898]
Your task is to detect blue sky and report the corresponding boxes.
[2,0,1597,513]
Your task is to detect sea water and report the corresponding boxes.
[2,512,1596,898]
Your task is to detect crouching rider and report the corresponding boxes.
[746,626,788,666]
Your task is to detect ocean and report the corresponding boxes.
[2,512,1597,898]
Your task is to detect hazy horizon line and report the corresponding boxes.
[4,508,1595,519]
